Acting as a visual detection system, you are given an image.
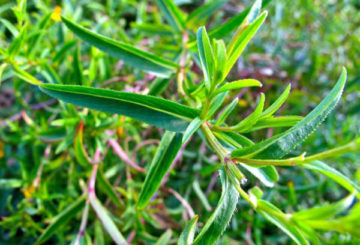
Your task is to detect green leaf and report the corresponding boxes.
[197,26,215,91]
[215,98,238,126]
[148,78,171,96]
[231,93,265,132]
[178,215,198,245]
[89,196,127,244]
[207,91,228,119]
[36,196,86,244]
[182,117,203,143]
[0,18,19,37]
[293,193,355,221]
[192,180,212,211]
[155,229,173,245]
[186,0,226,28]
[193,167,239,245]
[231,68,347,159]
[73,45,84,85]
[137,131,183,209]
[240,164,278,187]
[61,16,178,77]
[213,79,262,96]
[303,161,360,196]
[155,0,186,31]
[39,83,200,132]
[97,168,124,209]
[0,179,22,189]
[213,39,227,83]
[245,0,262,24]
[225,12,267,79]
[215,131,254,149]
[261,84,291,118]
[246,116,303,132]
[257,200,309,245]
[74,121,91,167]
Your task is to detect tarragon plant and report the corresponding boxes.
[1,0,360,244]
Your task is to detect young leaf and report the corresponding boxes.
[89,196,127,244]
[207,91,228,119]
[137,131,183,209]
[257,200,309,245]
[215,98,238,126]
[214,131,254,149]
[261,84,291,118]
[231,68,347,159]
[61,16,178,77]
[245,116,303,132]
[245,0,262,24]
[39,84,200,132]
[182,117,203,143]
[178,215,198,245]
[36,196,86,244]
[97,168,124,209]
[193,168,239,245]
[155,0,186,31]
[293,193,355,221]
[231,93,265,132]
[213,79,262,96]
[225,12,267,79]
[0,179,22,189]
[303,161,360,196]
[197,26,215,91]
[213,39,226,83]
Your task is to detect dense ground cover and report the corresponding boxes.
[0,0,359,244]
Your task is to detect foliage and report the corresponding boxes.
[0,0,359,244]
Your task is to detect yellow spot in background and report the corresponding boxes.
[51,6,62,22]
[238,99,248,107]
[0,141,4,158]
[23,186,35,198]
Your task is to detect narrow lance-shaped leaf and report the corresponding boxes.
[36,196,86,244]
[257,200,309,245]
[74,121,91,167]
[213,39,226,83]
[61,16,178,77]
[193,167,239,245]
[213,79,262,96]
[155,229,173,245]
[89,196,127,245]
[197,26,215,91]
[293,193,355,221]
[155,0,186,31]
[215,98,238,126]
[240,164,278,187]
[232,68,347,159]
[261,84,291,118]
[245,115,303,132]
[303,161,360,197]
[39,83,200,132]
[182,117,203,143]
[137,131,183,209]
[178,215,198,245]
[225,12,267,79]
[231,93,265,132]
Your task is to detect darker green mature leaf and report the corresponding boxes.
[178,215,198,245]
[155,0,186,31]
[61,16,178,77]
[36,196,86,244]
[197,26,215,91]
[232,68,347,159]
[97,168,123,209]
[193,168,239,245]
[303,161,360,196]
[137,131,183,209]
[39,84,200,132]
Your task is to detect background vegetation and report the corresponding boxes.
[0,0,359,244]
